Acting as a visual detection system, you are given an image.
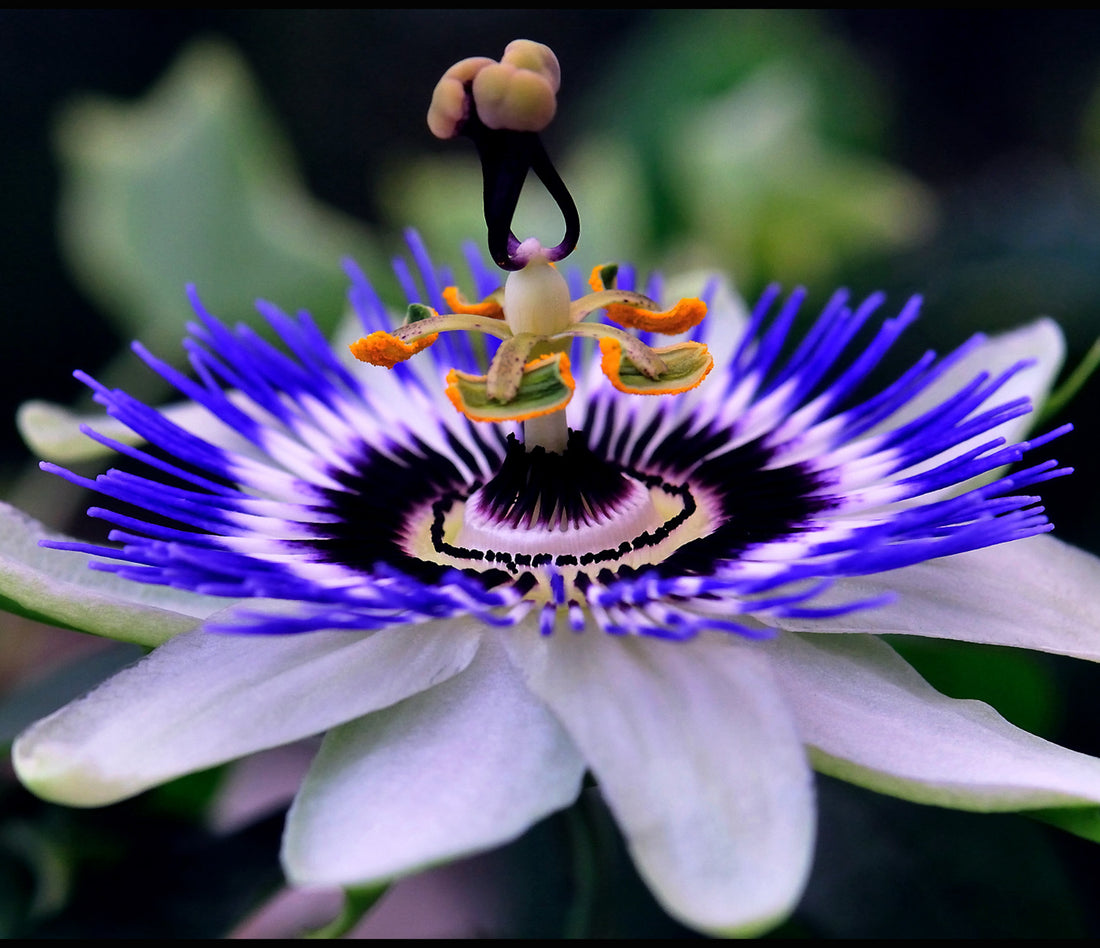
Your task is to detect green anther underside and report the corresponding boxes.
[449,355,573,420]
[613,343,714,392]
[565,322,669,378]
[405,302,435,324]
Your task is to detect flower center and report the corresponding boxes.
[458,433,662,553]
[396,432,718,605]
[342,39,721,619]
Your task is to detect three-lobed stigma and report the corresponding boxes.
[427,39,560,139]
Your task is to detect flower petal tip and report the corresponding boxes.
[12,730,131,808]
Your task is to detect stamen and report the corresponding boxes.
[598,338,715,396]
[349,330,438,368]
[586,265,708,334]
[442,285,505,319]
[603,298,709,335]
[444,352,575,423]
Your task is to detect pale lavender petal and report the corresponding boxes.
[13,618,481,806]
[506,626,815,936]
[773,535,1100,662]
[770,630,1100,809]
[0,500,222,645]
[282,630,584,886]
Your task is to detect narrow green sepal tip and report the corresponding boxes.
[405,302,435,325]
[303,883,388,939]
[1030,804,1100,844]
[1039,333,1100,425]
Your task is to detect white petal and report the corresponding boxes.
[877,317,1064,442]
[0,500,223,645]
[654,271,748,381]
[19,393,268,464]
[505,627,814,936]
[13,618,481,806]
[282,629,585,887]
[774,535,1100,662]
[18,399,151,462]
[770,630,1100,809]
[18,397,244,462]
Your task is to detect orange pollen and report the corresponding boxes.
[349,331,438,369]
[604,298,708,335]
[442,286,505,319]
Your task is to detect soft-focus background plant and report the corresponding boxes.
[3,9,1100,937]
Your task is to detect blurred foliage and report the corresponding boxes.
[0,781,284,938]
[796,775,1089,938]
[383,10,934,297]
[54,39,381,395]
[888,637,1063,738]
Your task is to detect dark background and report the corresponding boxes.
[4,10,1100,938]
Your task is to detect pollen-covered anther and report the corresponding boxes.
[349,330,438,369]
[446,351,574,422]
[604,298,708,335]
[442,285,505,319]
[583,264,708,334]
[599,337,714,396]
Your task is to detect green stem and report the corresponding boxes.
[523,409,569,453]
[562,802,598,939]
[304,884,388,939]
[1037,334,1100,426]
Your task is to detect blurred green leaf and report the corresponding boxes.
[1078,73,1100,183]
[577,10,890,151]
[1039,333,1100,424]
[0,820,71,920]
[1031,804,1100,844]
[54,39,381,375]
[304,884,388,939]
[3,798,285,938]
[887,636,1062,739]
[566,10,936,292]
[147,767,227,823]
[665,63,935,290]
